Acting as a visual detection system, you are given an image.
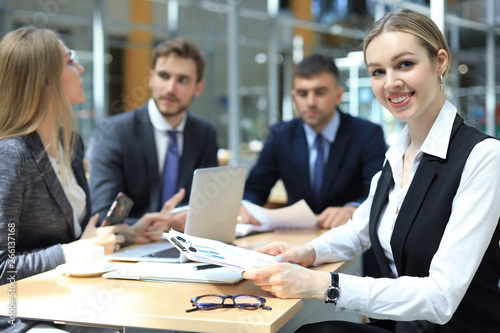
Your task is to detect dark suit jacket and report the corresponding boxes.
[243,110,387,214]
[369,115,500,332]
[0,132,90,332]
[88,104,219,225]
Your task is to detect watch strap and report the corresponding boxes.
[331,271,339,288]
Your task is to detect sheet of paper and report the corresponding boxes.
[241,199,317,228]
[235,223,274,238]
[165,229,277,271]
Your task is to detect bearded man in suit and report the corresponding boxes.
[88,38,218,230]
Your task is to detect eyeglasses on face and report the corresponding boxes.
[70,50,78,62]
[186,294,272,313]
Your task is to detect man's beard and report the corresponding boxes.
[159,94,194,118]
[162,106,187,118]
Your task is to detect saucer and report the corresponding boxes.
[56,262,116,277]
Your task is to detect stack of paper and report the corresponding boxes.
[102,262,243,284]
[165,229,277,271]
[235,199,317,237]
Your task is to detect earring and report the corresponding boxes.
[440,74,444,90]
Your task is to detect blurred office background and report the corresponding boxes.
[1,0,499,167]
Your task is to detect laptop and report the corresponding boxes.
[106,165,247,263]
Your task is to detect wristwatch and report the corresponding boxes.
[325,272,340,304]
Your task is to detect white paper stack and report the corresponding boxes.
[102,261,243,285]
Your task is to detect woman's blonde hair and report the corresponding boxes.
[363,9,451,78]
[0,26,77,167]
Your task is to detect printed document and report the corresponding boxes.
[165,229,277,270]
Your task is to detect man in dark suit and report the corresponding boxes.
[240,54,386,229]
[88,38,218,228]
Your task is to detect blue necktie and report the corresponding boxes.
[314,134,324,197]
[161,130,179,205]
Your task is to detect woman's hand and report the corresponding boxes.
[69,214,127,254]
[243,263,330,300]
[243,241,321,298]
[255,242,316,268]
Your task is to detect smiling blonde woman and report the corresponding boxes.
[243,9,500,333]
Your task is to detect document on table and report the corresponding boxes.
[102,262,243,285]
[236,199,317,237]
[165,229,277,271]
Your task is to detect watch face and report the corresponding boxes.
[327,288,340,300]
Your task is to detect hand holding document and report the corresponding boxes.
[165,229,277,271]
[236,199,317,237]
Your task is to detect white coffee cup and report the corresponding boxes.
[64,245,105,272]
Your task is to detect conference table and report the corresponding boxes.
[0,228,361,333]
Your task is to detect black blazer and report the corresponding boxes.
[88,104,219,225]
[243,110,387,214]
[369,115,500,332]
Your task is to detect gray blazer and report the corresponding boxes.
[0,132,90,285]
[88,104,219,225]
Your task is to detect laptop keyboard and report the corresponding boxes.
[143,246,181,259]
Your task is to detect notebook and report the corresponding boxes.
[105,165,247,263]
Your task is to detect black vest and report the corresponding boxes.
[369,115,500,333]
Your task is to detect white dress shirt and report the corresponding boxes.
[307,100,500,324]
[148,98,187,175]
[49,144,86,238]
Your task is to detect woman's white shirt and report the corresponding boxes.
[49,144,86,238]
[307,101,500,324]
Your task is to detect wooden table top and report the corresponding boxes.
[0,228,348,333]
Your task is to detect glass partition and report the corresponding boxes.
[0,0,498,164]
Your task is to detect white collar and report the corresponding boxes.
[420,100,456,160]
[386,100,456,163]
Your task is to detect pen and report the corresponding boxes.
[170,205,189,214]
[193,264,221,271]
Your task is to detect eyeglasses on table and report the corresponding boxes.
[186,294,272,312]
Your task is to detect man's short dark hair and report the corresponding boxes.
[293,54,339,81]
[152,37,205,82]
